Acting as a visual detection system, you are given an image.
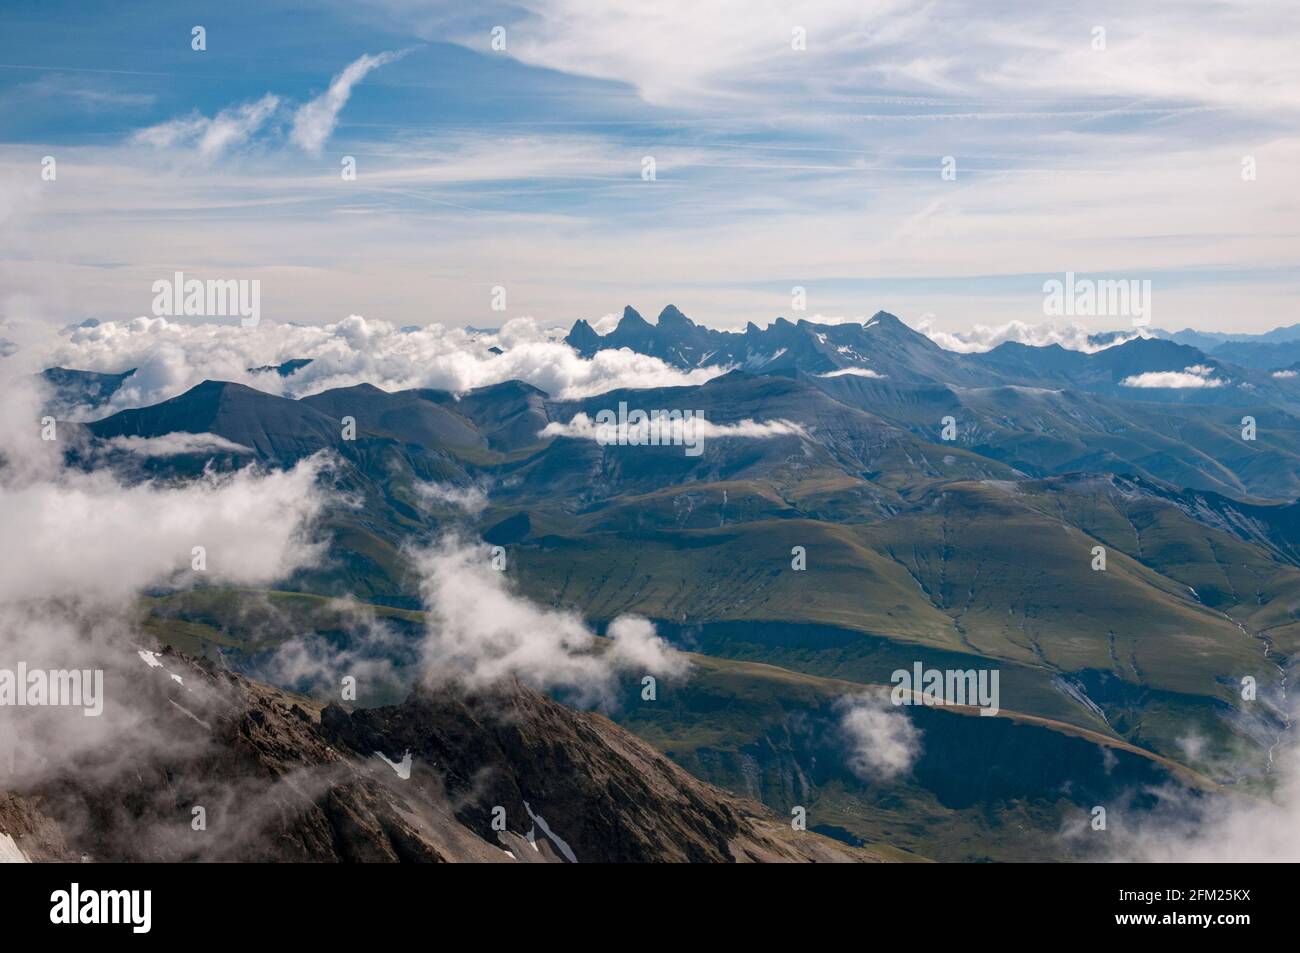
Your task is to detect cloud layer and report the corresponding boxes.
[24,314,727,417]
[133,94,281,160]
[0,365,330,787]
[915,316,1142,354]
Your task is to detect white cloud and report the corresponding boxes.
[16,75,156,110]
[1121,364,1225,389]
[915,316,1140,354]
[1273,369,1297,379]
[451,0,904,108]
[414,479,488,514]
[291,51,406,154]
[589,313,621,335]
[0,459,328,606]
[413,536,687,706]
[25,314,726,415]
[540,412,807,443]
[1112,696,1300,862]
[131,51,406,162]
[104,432,253,457]
[836,694,922,781]
[370,0,1300,117]
[815,367,886,379]
[603,616,689,676]
[133,94,281,160]
[0,362,326,607]
[0,367,330,790]
[253,597,407,697]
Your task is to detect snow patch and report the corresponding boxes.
[375,750,413,780]
[0,833,29,863]
[523,800,578,863]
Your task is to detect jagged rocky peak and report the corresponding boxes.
[565,318,601,350]
[617,304,651,329]
[656,304,694,330]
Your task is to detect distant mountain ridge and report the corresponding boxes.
[43,302,1300,500]
[1153,322,1300,348]
[563,305,1300,411]
[566,305,991,383]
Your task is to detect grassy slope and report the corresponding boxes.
[619,652,1216,861]
[494,475,1293,770]
[509,502,1270,697]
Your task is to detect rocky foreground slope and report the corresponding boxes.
[0,647,880,863]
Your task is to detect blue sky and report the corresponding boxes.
[1,0,1298,334]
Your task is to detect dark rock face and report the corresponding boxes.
[321,683,836,863]
[0,651,874,863]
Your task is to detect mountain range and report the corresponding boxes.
[20,304,1300,861]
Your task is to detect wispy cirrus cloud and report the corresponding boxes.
[133,93,281,160]
[379,0,1300,113]
[290,50,409,154]
[17,74,156,110]
[130,49,406,161]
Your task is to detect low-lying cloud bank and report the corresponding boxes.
[413,536,688,707]
[1109,707,1300,862]
[104,432,253,458]
[413,479,489,515]
[915,316,1142,354]
[11,308,1170,422]
[540,412,807,444]
[22,314,726,417]
[0,366,330,787]
[1121,364,1224,389]
[815,367,886,379]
